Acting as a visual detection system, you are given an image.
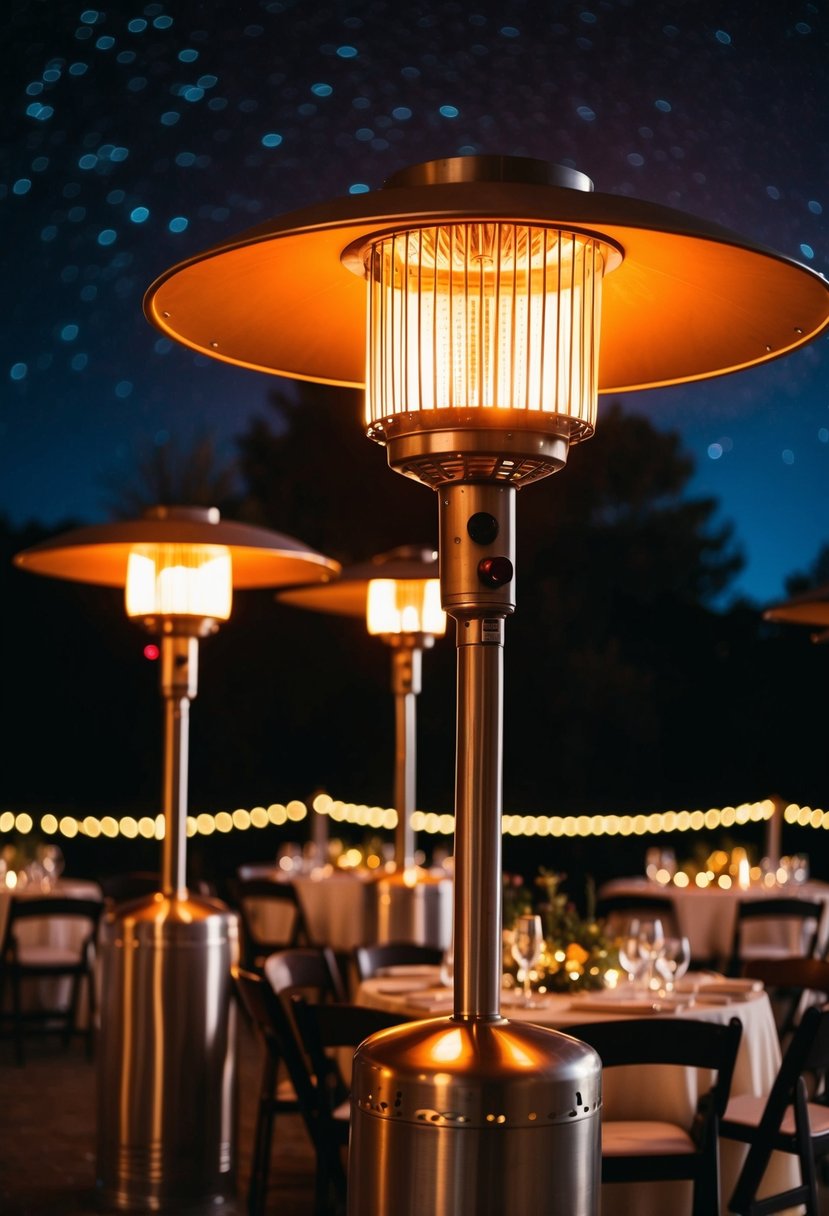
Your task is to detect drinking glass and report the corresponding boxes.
[510,914,545,1007]
[637,918,666,991]
[618,918,647,987]
[655,935,691,994]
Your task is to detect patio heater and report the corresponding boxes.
[765,583,829,643]
[14,505,338,1213]
[143,155,829,1215]
[278,545,452,946]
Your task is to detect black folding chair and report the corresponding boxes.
[287,993,403,1216]
[727,897,823,978]
[229,877,312,972]
[741,956,829,1046]
[264,946,399,1214]
[0,895,104,1065]
[352,940,443,984]
[595,892,681,939]
[721,1002,829,1215]
[568,1015,743,1216]
[232,965,305,1216]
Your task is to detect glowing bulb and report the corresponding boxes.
[366,577,445,636]
[125,543,232,620]
[364,223,617,436]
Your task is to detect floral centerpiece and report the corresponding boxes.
[502,868,621,994]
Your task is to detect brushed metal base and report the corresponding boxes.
[348,1016,601,1216]
[96,894,239,1213]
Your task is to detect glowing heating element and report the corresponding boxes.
[364,223,616,437]
[125,544,233,620]
[366,577,446,637]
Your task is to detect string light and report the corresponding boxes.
[4,795,828,843]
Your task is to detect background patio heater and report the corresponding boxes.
[14,505,338,1213]
[765,584,829,642]
[144,155,829,1215]
[279,544,452,947]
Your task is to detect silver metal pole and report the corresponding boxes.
[439,480,516,1022]
[159,632,198,899]
[390,642,422,870]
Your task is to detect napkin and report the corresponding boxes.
[568,997,679,1015]
[695,977,764,995]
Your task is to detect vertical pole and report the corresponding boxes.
[159,632,198,900]
[439,481,516,1022]
[391,642,422,870]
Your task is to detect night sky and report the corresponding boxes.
[4,0,828,607]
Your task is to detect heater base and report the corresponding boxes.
[96,893,239,1213]
[348,1015,601,1216]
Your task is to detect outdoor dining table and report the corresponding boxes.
[236,863,453,951]
[357,966,802,1216]
[236,864,381,951]
[598,875,829,965]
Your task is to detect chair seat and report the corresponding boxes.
[602,1120,696,1156]
[14,944,84,968]
[723,1093,829,1139]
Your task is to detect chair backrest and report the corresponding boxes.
[741,956,829,1040]
[727,1002,829,1213]
[568,1014,743,1124]
[4,896,104,958]
[595,892,680,940]
[353,941,443,984]
[729,897,823,975]
[289,993,403,1105]
[264,945,347,1005]
[99,871,160,904]
[568,1014,742,1215]
[229,878,311,970]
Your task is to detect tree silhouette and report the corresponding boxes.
[100,431,243,520]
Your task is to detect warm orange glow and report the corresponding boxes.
[429,1028,465,1064]
[366,576,445,636]
[125,543,232,620]
[364,223,614,437]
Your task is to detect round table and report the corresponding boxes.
[598,875,829,965]
[356,967,801,1216]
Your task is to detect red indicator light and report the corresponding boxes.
[143,643,160,661]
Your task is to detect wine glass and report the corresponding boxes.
[37,843,65,889]
[636,918,666,991]
[618,918,647,987]
[510,914,545,1007]
[656,935,691,994]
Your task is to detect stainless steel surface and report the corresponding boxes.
[382,418,574,485]
[12,505,340,588]
[438,481,515,1019]
[160,634,197,900]
[391,642,420,870]
[373,870,452,948]
[383,154,594,192]
[348,1017,601,1216]
[143,155,829,394]
[97,893,239,1212]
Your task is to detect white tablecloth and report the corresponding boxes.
[237,866,378,951]
[598,876,829,965]
[237,865,452,951]
[357,968,802,1216]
